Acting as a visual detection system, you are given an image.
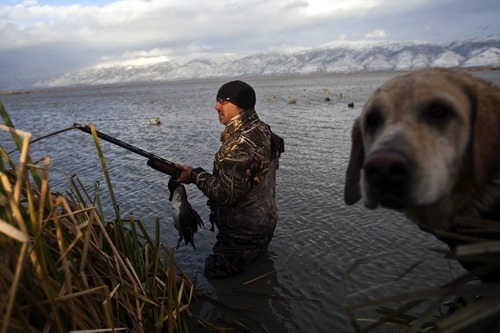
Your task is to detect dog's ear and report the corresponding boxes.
[344,118,363,205]
[472,82,500,188]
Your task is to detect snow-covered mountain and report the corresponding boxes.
[36,36,500,88]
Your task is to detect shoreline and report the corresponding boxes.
[1,66,499,96]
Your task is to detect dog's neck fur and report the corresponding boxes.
[403,173,500,231]
[464,174,500,220]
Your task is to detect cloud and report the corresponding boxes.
[365,29,387,39]
[0,0,499,90]
[0,0,401,52]
[96,48,171,67]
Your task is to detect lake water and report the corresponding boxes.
[2,70,500,332]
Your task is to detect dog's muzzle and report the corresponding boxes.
[362,148,412,209]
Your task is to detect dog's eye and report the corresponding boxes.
[365,111,383,132]
[428,105,449,119]
[424,103,454,126]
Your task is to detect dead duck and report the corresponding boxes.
[168,177,204,249]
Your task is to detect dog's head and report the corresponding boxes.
[344,68,500,229]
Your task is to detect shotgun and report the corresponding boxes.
[73,123,181,178]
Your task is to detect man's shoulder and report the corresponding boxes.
[243,120,272,140]
[222,122,271,152]
[246,118,272,132]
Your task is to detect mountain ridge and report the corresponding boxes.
[35,35,500,88]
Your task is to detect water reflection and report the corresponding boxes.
[2,71,500,332]
[190,252,292,332]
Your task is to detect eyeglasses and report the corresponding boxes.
[217,97,231,104]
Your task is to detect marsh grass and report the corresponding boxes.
[0,102,205,332]
[4,96,500,333]
[342,219,500,332]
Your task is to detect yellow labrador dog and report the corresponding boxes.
[344,68,500,232]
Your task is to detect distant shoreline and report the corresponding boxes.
[1,67,499,96]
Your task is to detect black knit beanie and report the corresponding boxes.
[216,80,256,111]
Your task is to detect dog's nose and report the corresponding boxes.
[364,149,410,187]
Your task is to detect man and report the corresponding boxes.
[177,80,283,278]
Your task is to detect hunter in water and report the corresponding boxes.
[177,80,284,278]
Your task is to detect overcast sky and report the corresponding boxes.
[1,0,499,88]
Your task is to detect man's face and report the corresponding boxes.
[215,99,241,125]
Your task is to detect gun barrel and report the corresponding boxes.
[73,123,181,177]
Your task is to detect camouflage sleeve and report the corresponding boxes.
[192,136,268,206]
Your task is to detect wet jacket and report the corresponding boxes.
[191,108,282,277]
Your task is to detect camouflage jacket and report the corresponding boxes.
[191,108,280,241]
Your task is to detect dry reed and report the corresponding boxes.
[342,219,500,332]
[0,102,204,333]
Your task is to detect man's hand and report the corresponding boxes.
[175,164,194,184]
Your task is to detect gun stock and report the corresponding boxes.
[73,123,181,178]
[147,159,181,177]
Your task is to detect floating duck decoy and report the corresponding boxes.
[148,117,161,125]
[347,102,354,108]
